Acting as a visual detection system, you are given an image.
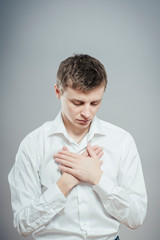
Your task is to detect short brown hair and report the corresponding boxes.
[56,54,107,93]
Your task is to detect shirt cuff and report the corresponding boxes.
[93,172,117,199]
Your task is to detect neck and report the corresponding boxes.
[62,114,90,143]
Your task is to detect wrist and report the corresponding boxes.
[92,170,103,185]
[57,174,78,197]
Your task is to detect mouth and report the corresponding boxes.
[76,119,91,125]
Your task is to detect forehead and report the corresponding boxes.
[63,86,105,101]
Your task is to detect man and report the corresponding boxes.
[8,54,147,240]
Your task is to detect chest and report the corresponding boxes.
[38,135,121,190]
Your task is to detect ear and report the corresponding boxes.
[54,84,61,99]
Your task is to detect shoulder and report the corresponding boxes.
[96,117,134,143]
[19,120,54,150]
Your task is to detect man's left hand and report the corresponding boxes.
[54,143,103,185]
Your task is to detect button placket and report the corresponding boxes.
[77,185,88,231]
[75,138,90,232]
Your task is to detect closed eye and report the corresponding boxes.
[71,101,83,106]
[71,100,101,106]
[91,101,101,106]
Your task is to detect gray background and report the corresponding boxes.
[0,0,159,239]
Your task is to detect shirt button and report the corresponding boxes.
[80,199,84,204]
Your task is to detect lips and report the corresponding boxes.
[77,119,91,124]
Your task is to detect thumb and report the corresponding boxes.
[87,143,97,158]
[62,146,68,151]
[81,150,89,157]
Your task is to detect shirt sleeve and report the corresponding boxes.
[8,136,67,237]
[93,134,147,229]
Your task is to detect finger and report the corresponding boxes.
[91,145,98,151]
[53,146,68,159]
[94,146,103,156]
[58,165,76,176]
[96,151,104,160]
[55,158,74,168]
[99,160,103,166]
[87,143,97,158]
[58,150,78,159]
[54,153,74,162]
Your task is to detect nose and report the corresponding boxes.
[81,104,91,119]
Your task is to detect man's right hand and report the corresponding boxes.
[56,145,103,197]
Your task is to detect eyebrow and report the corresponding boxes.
[70,98,102,103]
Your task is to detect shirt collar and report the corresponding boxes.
[47,111,68,137]
[88,115,106,140]
[47,111,106,138]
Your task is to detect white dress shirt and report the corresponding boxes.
[8,112,147,240]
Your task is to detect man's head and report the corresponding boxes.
[56,54,107,94]
[55,54,108,135]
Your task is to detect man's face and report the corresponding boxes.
[55,85,105,133]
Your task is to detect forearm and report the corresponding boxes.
[92,135,148,229]
[56,173,79,197]
[12,182,67,236]
[93,173,147,229]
